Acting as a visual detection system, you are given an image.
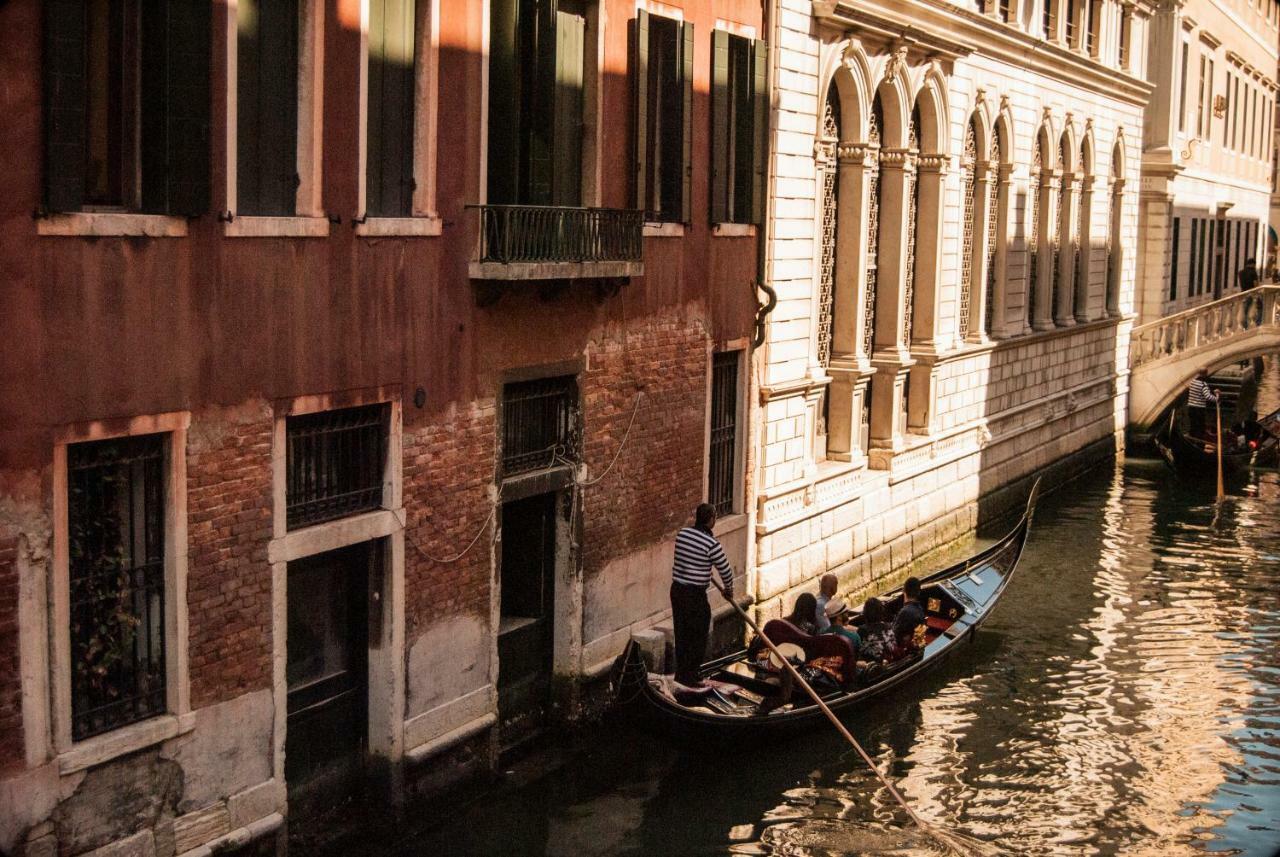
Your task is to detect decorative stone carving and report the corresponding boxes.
[884,45,909,83]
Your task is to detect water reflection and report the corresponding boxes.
[393,360,1280,857]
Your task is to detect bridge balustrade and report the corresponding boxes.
[1130,287,1278,369]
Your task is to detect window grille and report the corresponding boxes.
[708,352,740,516]
[1168,216,1180,303]
[958,123,978,341]
[286,404,387,529]
[502,376,578,475]
[863,101,883,357]
[816,89,839,370]
[1065,0,1078,45]
[984,148,1000,336]
[1028,141,1041,327]
[68,434,167,740]
[903,108,920,347]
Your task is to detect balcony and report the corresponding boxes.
[469,204,645,281]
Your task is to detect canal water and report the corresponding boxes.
[372,362,1280,857]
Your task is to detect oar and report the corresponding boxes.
[1215,398,1225,501]
[707,577,994,856]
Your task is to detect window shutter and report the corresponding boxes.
[751,38,767,225]
[238,0,298,216]
[487,0,519,204]
[553,11,585,206]
[164,1,213,216]
[42,0,87,213]
[368,0,417,216]
[528,0,557,205]
[709,30,729,225]
[631,11,649,213]
[681,21,694,223]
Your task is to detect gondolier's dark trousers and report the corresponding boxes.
[670,581,711,686]
[1189,406,1207,438]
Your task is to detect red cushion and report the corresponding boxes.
[759,619,857,685]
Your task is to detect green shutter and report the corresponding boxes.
[487,0,519,204]
[751,37,767,225]
[42,0,87,213]
[553,10,585,206]
[632,11,649,213]
[368,0,417,216]
[238,0,298,215]
[709,29,730,225]
[168,1,213,216]
[681,20,694,223]
[527,0,557,205]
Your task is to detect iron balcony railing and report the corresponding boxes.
[473,204,644,265]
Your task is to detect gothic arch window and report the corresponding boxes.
[903,103,921,348]
[1052,133,1070,325]
[1028,135,1043,331]
[984,122,1004,337]
[815,85,839,448]
[864,98,883,358]
[1106,142,1123,316]
[1074,140,1091,321]
[959,118,979,342]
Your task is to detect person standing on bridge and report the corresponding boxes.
[1238,258,1259,292]
[1187,369,1220,439]
[670,503,735,688]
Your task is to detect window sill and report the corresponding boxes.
[58,711,196,775]
[224,216,330,239]
[37,212,188,238]
[712,223,756,237]
[643,222,684,237]
[355,216,443,237]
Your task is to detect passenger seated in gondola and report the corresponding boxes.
[820,597,861,649]
[892,577,928,657]
[855,597,895,663]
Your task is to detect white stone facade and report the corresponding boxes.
[754,0,1150,617]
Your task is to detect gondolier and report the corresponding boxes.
[670,503,735,688]
[1187,369,1219,439]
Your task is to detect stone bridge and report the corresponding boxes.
[1128,286,1280,432]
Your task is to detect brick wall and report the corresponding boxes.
[579,315,709,577]
[403,402,496,641]
[186,406,275,709]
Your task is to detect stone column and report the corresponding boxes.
[990,162,1014,338]
[868,147,913,453]
[1033,170,1057,331]
[910,154,947,351]
[1075,173,1094,323]
[969,159,997,343]
[1055,168,1078,327]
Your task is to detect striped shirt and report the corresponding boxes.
[671,526,734,590]
[1188,378,1218,408]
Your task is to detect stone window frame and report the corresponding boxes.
[223,0,330,239]
[355,0,444,237]
[266,388,406,786]
[47,411,194,775]
[703,341,750,518]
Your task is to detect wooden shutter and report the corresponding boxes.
[487,0,519,204]
[680,21,694,223]
[709,29,729,225]
[42,0,88,213]
[238,0,298,216]
[168,1,212,215]
[751,38,767,225]
[527,0,557,205]
[368,0,417,216]
[553,10,585,206]
[631,11,649,213]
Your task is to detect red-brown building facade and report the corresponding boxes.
[0,0,764,852]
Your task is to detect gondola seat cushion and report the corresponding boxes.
[759,619,858,686]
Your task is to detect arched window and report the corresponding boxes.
[903,103,921,348]
[983,124,1003,336]
[1074,142,1090,321]
[1106,142,1123,316]
[958,119,979,342]
[864,98,883,357]
[1028,136,1042,330]
[817,87,839,370]
[1053,133,1069,325]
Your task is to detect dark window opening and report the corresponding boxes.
[634,12,691,222]
[286,404,389,530]
[367,0,418,217]
[68,434,167,741]
[42,0,211,215]
[1189,218,1200,296]
[502,376,578,475]
[708,351,740,516]
[238,0,300,216]
[710,31,766,225]
[487,0,585,206]
[1170,217,1181,302]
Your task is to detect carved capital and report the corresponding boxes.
[814,139,837,163]
[879,148,910,168]
[917,153,949,172]
[837,142,878,166]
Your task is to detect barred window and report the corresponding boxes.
[503,376,578,475]
[287,404,388,529]
[1028,138,1042,328]
[708,351,740,516]
[958,120,978,342]
[68,434,167,740]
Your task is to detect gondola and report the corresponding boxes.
[1152,407,1280,479]
[613,481,1038,742]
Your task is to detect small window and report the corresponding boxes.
[42,0,211,215]
[237,0,300,215]
[708,351,740,516]
[68,434,167,741]
[502,376,578,475]
[1178,40,1189,132]
[633,11,692,223]
[1170,217,1181,302]
[710,30,766,225]
[1119,9,1130,67]
[1189,219,1199,296]
[286,404,389,529]
[1197,54,1208,137]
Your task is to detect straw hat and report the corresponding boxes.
[824,597,848,618]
